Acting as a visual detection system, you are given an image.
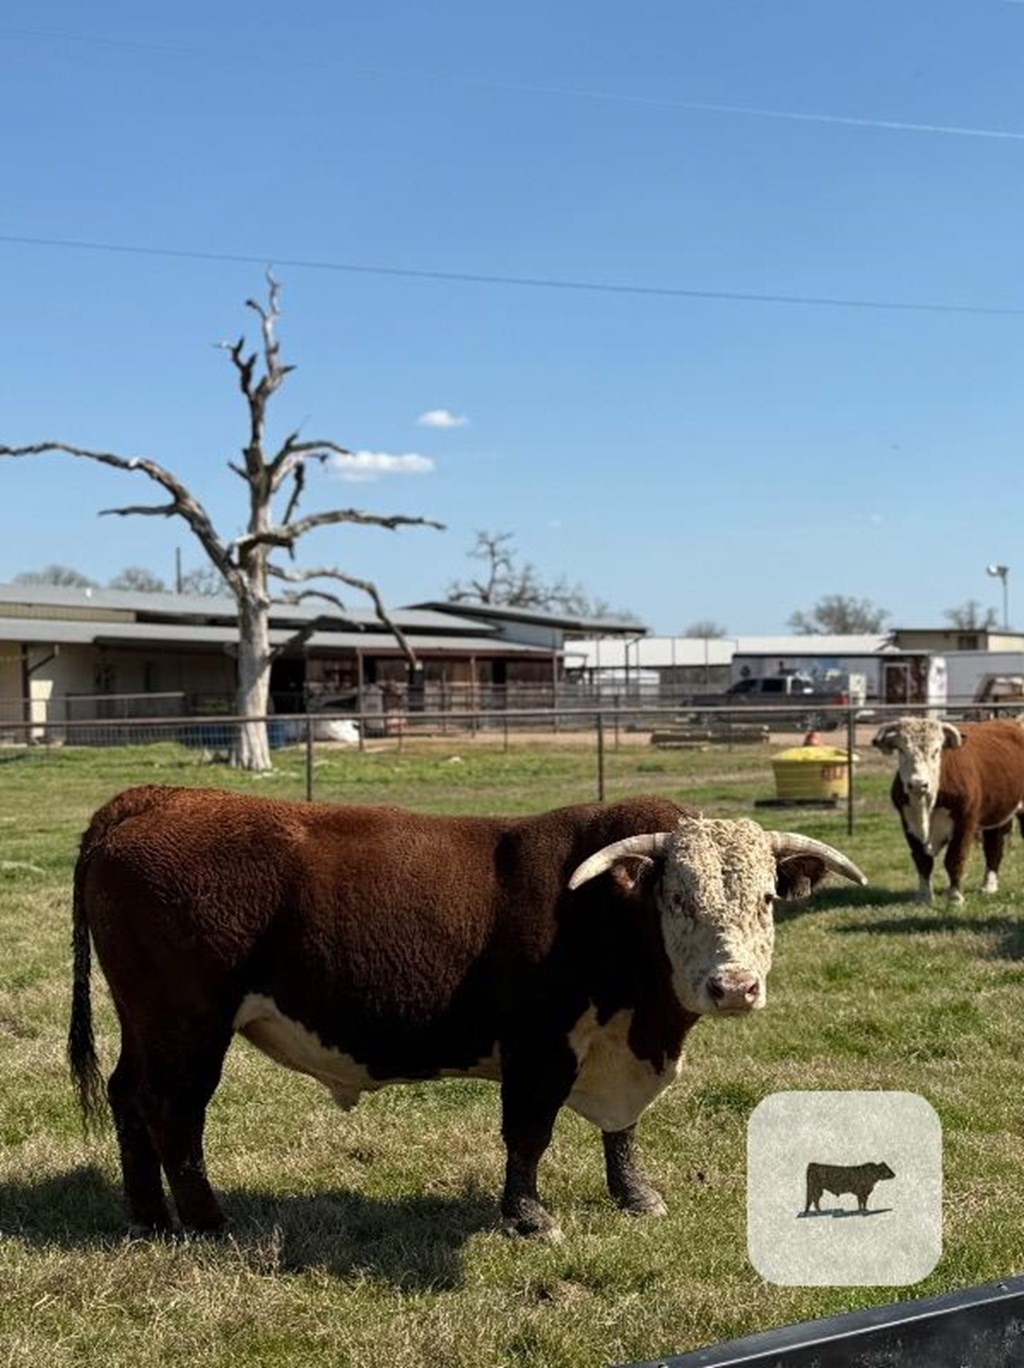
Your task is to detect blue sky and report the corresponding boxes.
[2,0,1023,633]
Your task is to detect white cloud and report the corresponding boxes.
[417,409,469,429]
[331,451,435,482]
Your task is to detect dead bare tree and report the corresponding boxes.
[0,274,443,770]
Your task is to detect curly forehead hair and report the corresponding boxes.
[663,819,774,917]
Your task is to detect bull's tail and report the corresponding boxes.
[68,843,107,1131]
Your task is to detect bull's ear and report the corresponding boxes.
[609,855,658,896]
[774,854,827,900]
[767,833,867,886]
[568,832,673,891]
[872,724,900,753]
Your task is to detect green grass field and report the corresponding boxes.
[1,739,1023,1367]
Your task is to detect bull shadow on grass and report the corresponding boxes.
[830,911,1024,962]
[773,884,909,925]
[0,1164,497,1290]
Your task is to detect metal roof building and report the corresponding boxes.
[0,584,644,729]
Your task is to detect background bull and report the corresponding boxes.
[873,716,1024,903]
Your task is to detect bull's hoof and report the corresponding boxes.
[501,1199,563,1242]
[617,1186,668,1218]
[946,888,965,905]
[982,875,999,895]
[914,887,933,905]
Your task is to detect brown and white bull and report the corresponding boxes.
[69,786,865,1240]
[873,717,1024,903]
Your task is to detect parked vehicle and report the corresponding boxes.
[682,672,853,731]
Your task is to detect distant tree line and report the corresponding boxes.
[13,562,226,595]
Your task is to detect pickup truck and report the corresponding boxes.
[681,675,852,730]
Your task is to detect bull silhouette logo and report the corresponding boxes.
[804,1161,895,1215]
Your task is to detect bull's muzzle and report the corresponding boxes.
[707,974,761,1013]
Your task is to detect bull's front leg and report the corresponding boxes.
[943,820,976,904]
[903,824,935,904]
[499,1045,576,1241]
[602,1124,667,1217]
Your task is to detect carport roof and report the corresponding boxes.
[2,617,554,656]
[0,583,496,635]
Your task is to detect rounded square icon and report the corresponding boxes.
[747,1091,941,1286]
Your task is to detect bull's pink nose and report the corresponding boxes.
[707,975,759,1010]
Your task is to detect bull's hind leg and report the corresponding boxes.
[136,1021,233,1234]
[602,1125,667,1217]
[107,1042,172,1233]
[981,821,1013,894]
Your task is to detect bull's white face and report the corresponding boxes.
[874,719,959,847]
[657,819,777,1017]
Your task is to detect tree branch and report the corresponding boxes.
[0,442,243,597]
[247,270,295,411]
[268,436,347,491]
[268,564,419,666]
[234,507,445,558]
[281,463,307,529]
[99,501,179,518]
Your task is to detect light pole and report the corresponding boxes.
[986,563,1009,629]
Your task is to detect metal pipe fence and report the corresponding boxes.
[3,700,1021,834]
[4,681,1016,729]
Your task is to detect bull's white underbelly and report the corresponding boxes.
[232,993,501,1110]
[907,802,1022,856]
[566,1007,683,1132]
[233,995,681,1131]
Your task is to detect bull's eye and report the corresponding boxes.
[760,892,775,923]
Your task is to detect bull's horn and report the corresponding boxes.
[768,831,868,886]
[942,722,963,749]
[568,832,674,891]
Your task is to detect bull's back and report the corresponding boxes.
[807,1162,877,1197]
[79,787,508,978]
[944,722,1024,824]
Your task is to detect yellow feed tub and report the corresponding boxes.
[771,745,858,802]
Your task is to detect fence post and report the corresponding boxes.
[305,712,315,802]
[596,712,606,801]
[846,703,855,836]
[614,694,621,751]
[503,708,510,753]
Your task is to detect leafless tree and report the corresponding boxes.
[175,564,227,596]
[14,564,97,588]
[788,595,889,635]
[1,274,443,770]
[109,566,167,593]
[448,530,634,621]
[683,620,729,639]
[943,599,998,630]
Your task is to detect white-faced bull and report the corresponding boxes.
[873,716,1024,903]
[69,786,866,1240]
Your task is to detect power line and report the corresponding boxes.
[2,231,1023,318]
[4,25,1024,145]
